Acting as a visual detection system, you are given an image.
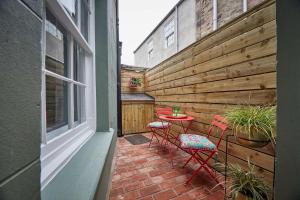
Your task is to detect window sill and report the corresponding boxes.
[41,128,116,200]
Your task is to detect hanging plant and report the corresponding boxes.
[129,77,142,88]
[225,105,276,148]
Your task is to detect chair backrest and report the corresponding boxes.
[155,107,173,118]
[207,115,228,149]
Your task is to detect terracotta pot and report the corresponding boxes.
[234,126,270,148]
[128,80,138,88]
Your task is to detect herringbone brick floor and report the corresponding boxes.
[109,133,224,200]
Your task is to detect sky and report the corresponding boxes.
[119,0,180,65]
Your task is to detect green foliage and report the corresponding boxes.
[172,106,180,115]
[225,105,276,142]
[215,160,271,200]
[130,77,142,86]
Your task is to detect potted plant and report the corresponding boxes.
[128,77,142,88]
[225,105,276,148]
[225,160,271,200]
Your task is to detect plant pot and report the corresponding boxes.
[234,127,270,148]
[235,192,250,200]
[129,83,138,88]
[234,191,269,200]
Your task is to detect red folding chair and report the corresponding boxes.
[147,107,173,147]
[178,115,228,185]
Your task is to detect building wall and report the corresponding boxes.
[108,0,118,131]
[0,0,42,199]
[134,0,196,68]
[196,0,267,39]
[196,0,213,38]
[218,0,243,27]
[178,0,197,51]
[96,0,118,132]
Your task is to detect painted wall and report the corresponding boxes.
[275,0,300,199]
[134,0,196,68]
[95,0,118,132]
[0,0,42,199]
[107,0,118,132]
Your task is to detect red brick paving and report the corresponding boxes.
[109,133,224,200]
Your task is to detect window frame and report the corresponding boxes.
[41,0,95,189]
[164,19,175,48]
[147,40,154,61]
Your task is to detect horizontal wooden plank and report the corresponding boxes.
[159,72,275,95]
[151,89,276,105]
[146,53,276,92]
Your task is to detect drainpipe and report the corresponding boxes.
[212,0,217,31]
[116,0,123,137]
[243,0,247,12]
[175,4,179,52]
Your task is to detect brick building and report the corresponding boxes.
[134,0,265,68]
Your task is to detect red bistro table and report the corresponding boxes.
[158,115,194,148]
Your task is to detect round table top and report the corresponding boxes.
[159,115,194,121]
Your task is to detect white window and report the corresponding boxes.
[44,8,86,140]
[164,19,175,48]
[41,0,95,189]
[147,40,154,61]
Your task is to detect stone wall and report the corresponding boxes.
[0,0,42,199]
[218,0,243,27]
[196,0,213,39]
[196,0,266,39]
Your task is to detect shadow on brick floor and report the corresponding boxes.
[109,133,225,200]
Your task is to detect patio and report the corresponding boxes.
[117,1,276,199]
[109,133,224,200]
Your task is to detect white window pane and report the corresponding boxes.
[46,9,69,77]
[81,0,89,41]
[60,0,76,14]
[74,85,86,124]
[46,76,68,133]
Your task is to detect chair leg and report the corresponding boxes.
[182,150,197,168]
[185,152,216,185]
[149,131,154,147]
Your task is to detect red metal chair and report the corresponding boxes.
[147,107,173,147]
[178,115,228,185]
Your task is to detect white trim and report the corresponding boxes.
[41,123,94,189]
[46,0,93,54]
[243,0,248,12]
[213,0,218,31]
[41,3,47,144]
[41,0,97,190]
[44,69,87,87]
[68,36,75,128]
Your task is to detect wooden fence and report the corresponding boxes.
[121,66,154,134]
[121,66,145,93]
[144,0,276,187]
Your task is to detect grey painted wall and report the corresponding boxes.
[275,0,300,199]
[134,0,196,68]
[95,0,118,132]
[107,0,118,132]
[0,0,42,199]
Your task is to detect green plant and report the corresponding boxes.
[172,106,180,116]
[225,105,276,144]
[227,160,271,200]
[130,77,142,86]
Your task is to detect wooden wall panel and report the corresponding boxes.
[144,0,276,190]
[121,68,145,93]
[122,102,154,135]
